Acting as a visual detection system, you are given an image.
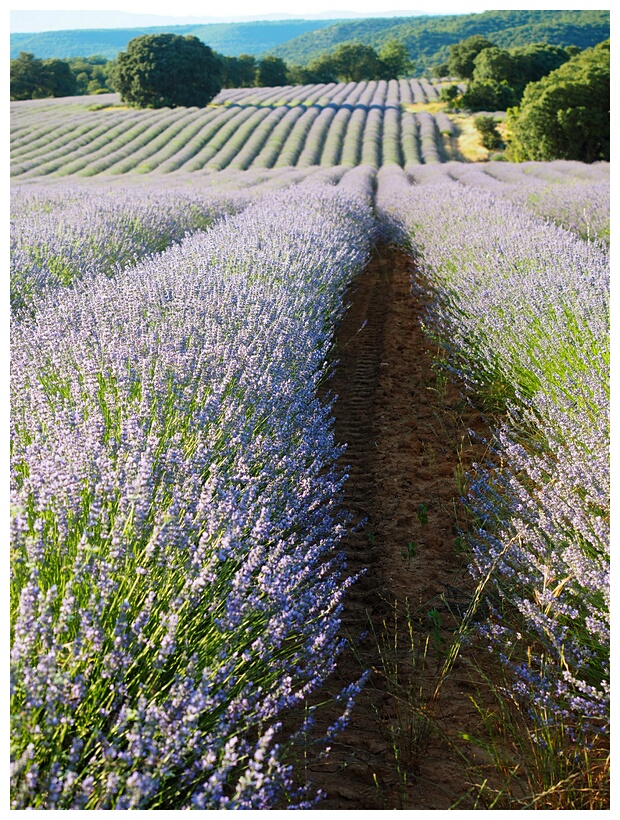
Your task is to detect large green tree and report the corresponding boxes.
[289,39,413,83]
[67,55,115,95]
[506,40,609,162]
[447,35,494,79]
[114,34,222,108]
[42,59,78,97]
[219,54,257,88]
[510,43,573,92]
[330,42,383,82]
[255,55,288,87]
[288,56,338,84]
[472,43,571,97]
[472,46,515,85]
[378,39,413,79]
[10,52,47,100]
[460,78,517,111]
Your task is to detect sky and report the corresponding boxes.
[9,1,611,27]
[9,1,489,18]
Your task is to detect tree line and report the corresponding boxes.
[270,9,609,74]
[10,37,413,103]
[10,53,108,100]
[438,35,583,112]
[450,37,609,164]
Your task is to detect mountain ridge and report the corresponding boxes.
[10,9,609,73]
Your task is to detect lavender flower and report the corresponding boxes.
[376,165,609,735]
[11,182,375,808]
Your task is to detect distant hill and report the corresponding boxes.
[11,10,430,32]
[10,10,609,68]
[271,9,610,72]
[9,19,343,60]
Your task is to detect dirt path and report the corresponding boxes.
[306,245,493,809]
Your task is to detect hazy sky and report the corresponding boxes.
[9,1,491,20]
[10,1,609,23]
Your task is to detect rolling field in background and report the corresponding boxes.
[11,80,466,179]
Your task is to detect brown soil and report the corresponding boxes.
[304,245,495,809]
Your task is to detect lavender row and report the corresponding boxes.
[211,78,452,108]
[376,166,609,735]
[10,166,338,311]
[11,89,461,177]
[10,183,253,313]
[407,161,610,244]
[11,183,376,808]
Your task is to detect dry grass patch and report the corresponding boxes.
[401,101,445,115]
[448,113,491,162]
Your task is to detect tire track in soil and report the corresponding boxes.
[305,245,493,810]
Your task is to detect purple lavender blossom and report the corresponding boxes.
[376,165,609,735]
[11,182,375,808]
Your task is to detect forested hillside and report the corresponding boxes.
[10,19,339,60]
[272,10,610,73]
[11,10,609,67]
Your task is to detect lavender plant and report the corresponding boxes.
[376,167,609,737]
[408,161,610,244]
[420,79,439,100]
[340,108,367,168]
[408,79,426,103]
[182,108,260,172]
[101,109,205,176]
[10,184,248,313]
[11,183,376,809]
[83,109,197,177]
[296,107,337,168]
[228,107,290,171]
[401,112,422,168]
[155,108,241,173]
[250,108,306,169]
[205,108,273,171]
[23,110,164,179]
[416,113,442,164]
[129,112,216,175]
[12,80,477,178]
[336,165,376,205]
[360,108,383,168]
[274,107,321,168]
[382,106,403,167]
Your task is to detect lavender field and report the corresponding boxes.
[11,80,460,178]
[10,85,610,809]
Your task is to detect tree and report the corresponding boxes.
[11,52,48,100]
[447,35,495,79]
[330,42,383,82]
[510,43,571,92]
[471,43,571,99]
[256,56,288,87]
[11,52,78,100]
[472,47,515,85]
[288,40,410,84]
[460,79,517,111]
[474,115,503,150]
[506,40,609,162]
[439,84,460,107]
[291,55,339,84]
[378,40,413,79]
[236,54,258,87]
[42,59,77,98]
[114,34,222,108]
[67,55,119,95]
[431,62,450,78]
[219,54,256,88]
